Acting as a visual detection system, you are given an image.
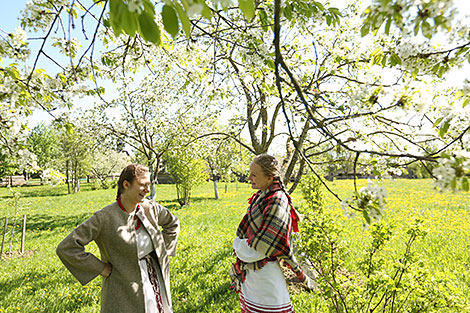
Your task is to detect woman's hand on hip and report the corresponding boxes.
[100,263,113,277]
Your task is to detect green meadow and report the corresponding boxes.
[0,179,469,312]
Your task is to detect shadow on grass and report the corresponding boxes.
[0,266,99,312]
[173,246,237,312]
[0,182,108,199]
[26,213,90,232]
[160,196,217,211]
[0,186,69,199]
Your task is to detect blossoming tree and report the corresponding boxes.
[1,0,469,219]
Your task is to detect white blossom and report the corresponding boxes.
[127,0,143,14]
[433,150,470,191]
[41,169,66,185]
[17,149,40,172]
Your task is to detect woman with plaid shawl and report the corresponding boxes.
[229,154,313,312]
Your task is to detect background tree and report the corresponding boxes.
[95,42,220,199]
[26,124,61,177]
[1,0,469,212]
[205,135,252,198]
[56,118,93,194]
[89,149,131,189]
[165,147,209,206]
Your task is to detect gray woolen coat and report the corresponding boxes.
[56,199,180,313]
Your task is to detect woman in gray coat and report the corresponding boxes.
[56,164,180,313]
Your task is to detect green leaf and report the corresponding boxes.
[462,177,469,192]
[463,96,470,108]
[326,15,332,26]
[174,3,191,38]
[451,177,457,190]
[328,7,342,17]
[258,9,269,32]
[362,210,371,225]
[162,5,179,38]
[121,6,138,36]
[413,19,420,36]
[370,48,382,57]
[381,54,387,67]
[264,59,275,69]
[103,18,111,28]
[421,20,432,39]
[390,53,401,66]
[201,1,212,19]
[239,0,255,20]
[64,122,74,134]
[439,120,450,138]
[456,47,469,56]
[434,15,446,26]
[437,64,449,78]
[385,18,391,35]
[313,1,325,11]
[433,116,444,128]
[138,12,161,44]
[283,3,292,20]
[109,0,125,36]
[109,0,119,15]
[142,0,155,15]
[361,23,370,37]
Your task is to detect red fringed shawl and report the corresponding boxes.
[230,181,305,292]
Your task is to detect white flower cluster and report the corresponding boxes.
[433,150,470,192]
[437,106,455,128]
[11,27,28,49]
[41,168,66,185]
[236,28,271,70]
[0,98,28,136]
[127,0,143,14]
[21,0,59,32]
[52,37,81,58]
[17,149,40,172]
[0,27,30,61]
[341,180,388,223]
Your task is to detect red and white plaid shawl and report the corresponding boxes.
[230,181,305,292]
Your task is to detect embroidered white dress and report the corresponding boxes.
[135,216,171,313]
[233,237,294,312]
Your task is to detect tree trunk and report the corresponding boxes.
[214,180,219,200]
[148,160,159,201]
[283,120,310,187]
[66,160,70,194]
[288,157,306,194]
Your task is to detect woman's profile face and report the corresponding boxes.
[123,172,151,203]
[248,162,273,191]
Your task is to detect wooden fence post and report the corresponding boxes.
[1,217,8,259]
[8,216,16,255]
[21,215,26,254]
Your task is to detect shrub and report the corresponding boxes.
[166,155,208,206]
[296,174,466,312]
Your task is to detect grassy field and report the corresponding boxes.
[0,179,469,312]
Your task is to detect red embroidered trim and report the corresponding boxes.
[116,196,141,230]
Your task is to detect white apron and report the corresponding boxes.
[135,218,171,313]
[233,237,294,312]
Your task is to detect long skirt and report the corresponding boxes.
[139,253,171,313]
[240,261,294,313]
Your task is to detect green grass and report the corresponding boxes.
[0,179,469,312]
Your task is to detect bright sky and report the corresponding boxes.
[2,0,470,130]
